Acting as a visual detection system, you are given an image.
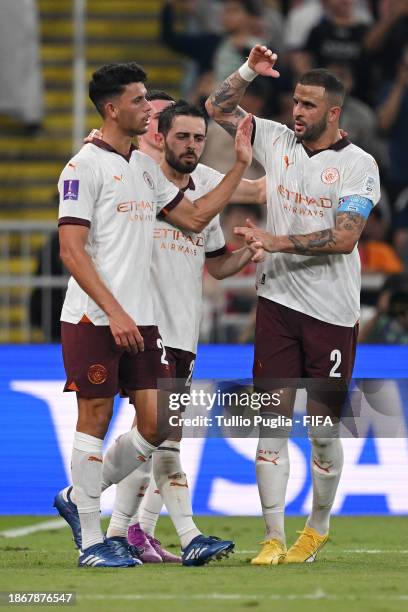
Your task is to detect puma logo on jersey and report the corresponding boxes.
[284,155,294,169]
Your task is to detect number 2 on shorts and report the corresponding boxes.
[329,349,342,377]
[157,338,169,365]
[185,359,195,387]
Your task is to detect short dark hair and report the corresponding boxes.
[297,69,346,106]
[226,0,263,17]
[158,100,208,136]
[89,62,147,117]
[146,90,175,102]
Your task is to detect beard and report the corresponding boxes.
[295,112,328,143]
[165,147,199,173]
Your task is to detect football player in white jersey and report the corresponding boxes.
[86,95,266,565]
[54,62,254,568]
[100,99,266,565]
[206,45,380,565]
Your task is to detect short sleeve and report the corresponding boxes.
[252,116,289,168]
[154,166,184,216]
[202,166,225,191]
[204,215,226,257]
[339,154,381,207]
[58,159,97,227]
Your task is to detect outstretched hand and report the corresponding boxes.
[235,218,275,253]
[247,45,280,79]
[248,241,266,263]
[235,114,253,167]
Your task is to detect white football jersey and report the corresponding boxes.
[58,141,181,326]
[151,164,226,353]
[252,117,381,327]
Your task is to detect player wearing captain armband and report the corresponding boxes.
[206,44,380,566]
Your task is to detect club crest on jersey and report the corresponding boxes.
[87,364,108,385]
[321,168,339,184]
[143,171,154,189]
[63,179,79,201]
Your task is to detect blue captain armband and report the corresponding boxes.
[337,195,373,219]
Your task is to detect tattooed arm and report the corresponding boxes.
[205,71,249,138]
[234,212,368,256]
[205,44,280,137]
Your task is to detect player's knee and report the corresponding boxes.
[138,420,167,446]
[77,399,113,437]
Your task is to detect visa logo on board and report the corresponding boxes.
[3,380,408,516]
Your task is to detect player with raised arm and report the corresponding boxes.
[65,94,265,566]
[53,62,253,568]
[206,45,380,565]
[105,100,265,566]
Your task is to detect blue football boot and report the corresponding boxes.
[105,536,143,565]
[53,486,82,549]
[78,541,137,568]
[182,535,235,567]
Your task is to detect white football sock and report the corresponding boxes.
[101,428,156,491]
[307,425,343,536]
[152,441,201,549]
[106,457,152,538]
[71,431,104,550]
[256,416,291,545]
[138,475,163,536]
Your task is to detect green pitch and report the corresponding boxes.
[0,515,407,612]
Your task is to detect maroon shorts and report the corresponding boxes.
[165,346,196,389]
[61,322,170,398]
[253,297,358,384]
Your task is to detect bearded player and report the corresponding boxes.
[54,85,262,565]
[104,100,266,565]
[206,45,380,565]
[53,62,254,568]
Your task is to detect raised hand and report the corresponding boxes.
[247,45,280,79]
[235,114,253,166]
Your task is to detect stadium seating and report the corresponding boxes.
[0,0,183,342]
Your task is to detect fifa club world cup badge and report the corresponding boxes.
[63,179,80,201]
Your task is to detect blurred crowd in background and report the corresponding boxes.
[0,0,407,344]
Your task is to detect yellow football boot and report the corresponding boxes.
[284,526,328,563]
[250,539,287,566]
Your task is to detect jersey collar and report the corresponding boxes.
[301,137,351,158]
[90,138,137,162]
[181,176,196,192]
